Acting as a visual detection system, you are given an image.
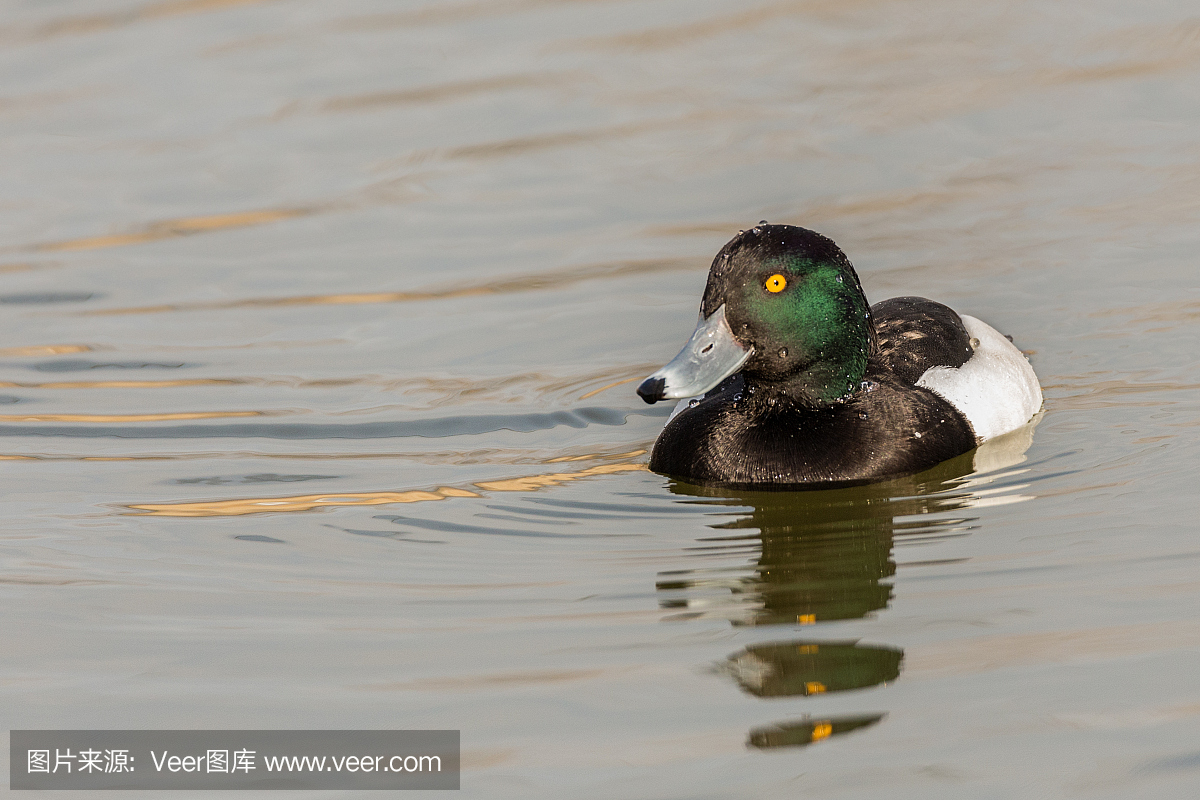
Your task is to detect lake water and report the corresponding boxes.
[2,0,1199,797]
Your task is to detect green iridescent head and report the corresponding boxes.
[700,224,876,402]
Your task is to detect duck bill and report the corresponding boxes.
[637,304,753,404]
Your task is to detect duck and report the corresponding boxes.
[636,224,1042,488]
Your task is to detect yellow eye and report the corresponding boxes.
[765,273,787,293]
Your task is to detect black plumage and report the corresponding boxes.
[872,296,975,384]
[648,360,976,489]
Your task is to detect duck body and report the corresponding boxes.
[637,225,1041,489]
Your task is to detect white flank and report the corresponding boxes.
[916,315,1042,442]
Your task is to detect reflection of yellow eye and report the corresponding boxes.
[765,274,787,293]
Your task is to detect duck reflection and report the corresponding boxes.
[747,714,887,750]
[658,424,1038,748]
[657,449,983,627]
[720,640,902,698]
[721,639,897,750]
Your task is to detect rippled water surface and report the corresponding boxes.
[3,1,1200,797]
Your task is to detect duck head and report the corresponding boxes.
[638,224,876,405]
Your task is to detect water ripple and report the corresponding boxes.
[0,406,664,440]
[82,256,697,316]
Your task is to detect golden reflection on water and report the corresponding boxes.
[360,667,611,693]
[83,257,696,316]
[0,344,92,357]
[7,0,285,42]
[29,208,310,253]
[1043,374,1200,411]
[0,263,52,274]
[420,115,707,164]
[330,0,568,34]
[576,377,640,401]
[474,462,646,492]
[647,172,1020,249]
[312,73,564,114]
[0,379,241,390]
[130,486,479,518]
[544,448,646,464]
[570,2,803,52]
[1095,299,1200,328]
[128,459,648,517]
[0,444,652,465]
[0,410,270,422]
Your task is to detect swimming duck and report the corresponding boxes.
[636,224,1042,487]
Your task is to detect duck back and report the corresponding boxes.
[872,296,975,383]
